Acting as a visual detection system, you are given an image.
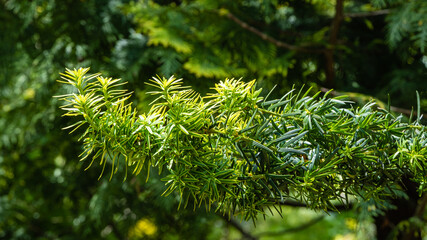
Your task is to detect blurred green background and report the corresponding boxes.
[1,0,426,239]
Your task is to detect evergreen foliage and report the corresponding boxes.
[58,67,426,224]
[1,1,217,239]
[2,0,427,239]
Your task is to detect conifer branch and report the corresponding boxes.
[58,68,427,224]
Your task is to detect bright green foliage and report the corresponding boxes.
[59,67,426,223]
[1,1,218,239]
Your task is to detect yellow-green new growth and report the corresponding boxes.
[58,68,426,223]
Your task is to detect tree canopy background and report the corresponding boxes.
[0,0,426,239]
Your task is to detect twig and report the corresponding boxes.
[277,199,353,212]
[344,9,391,18]
[329,0,344,45]
[256,215,325,237]
[218,212,258,240]
[324,0,344,88]
[222,11,324,54]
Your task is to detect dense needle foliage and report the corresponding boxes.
[2,0,427,238]
[59,67,426,223]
